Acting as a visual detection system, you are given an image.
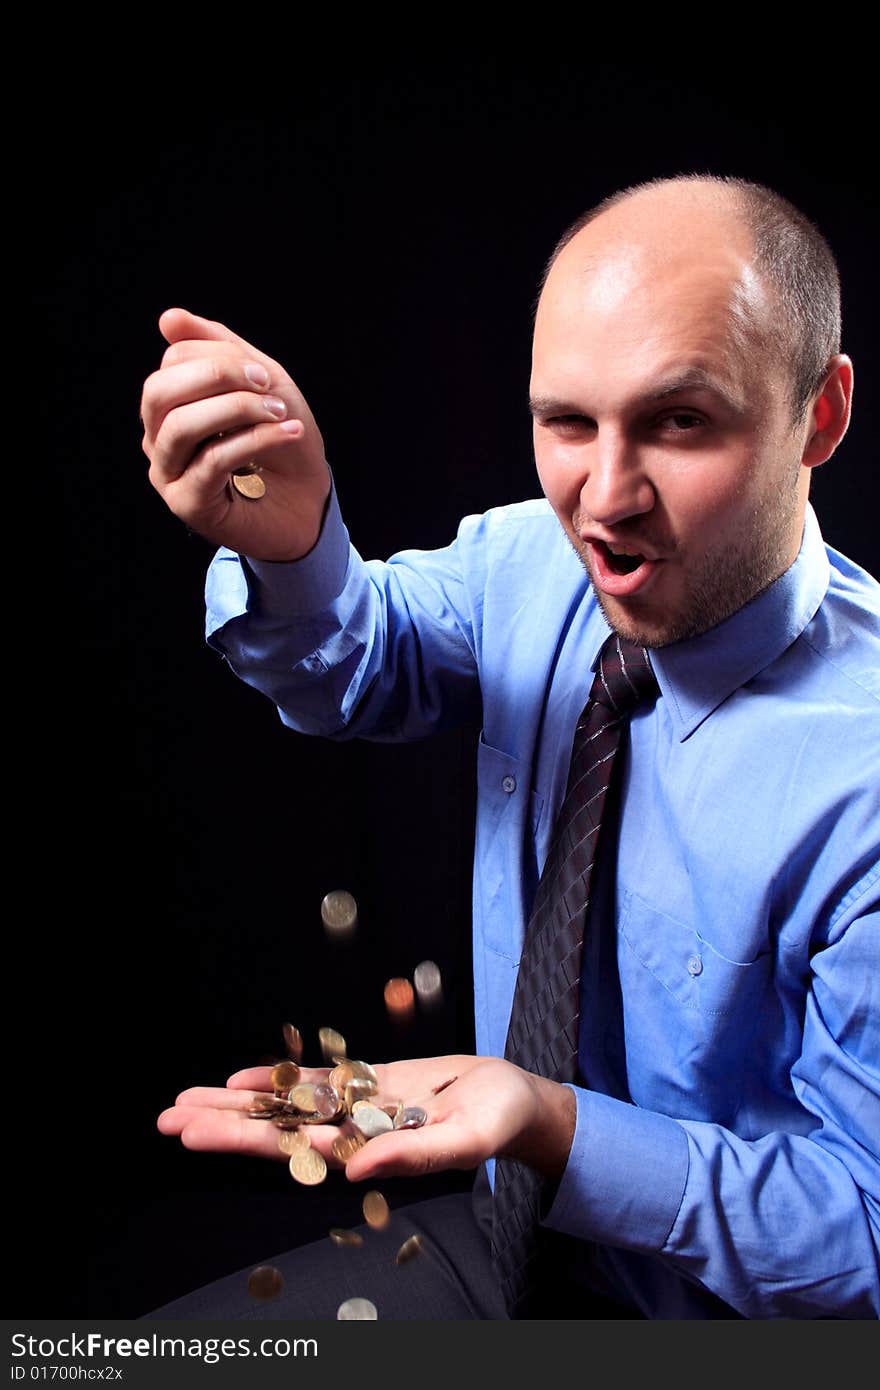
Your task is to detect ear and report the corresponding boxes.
[801,355,854,468]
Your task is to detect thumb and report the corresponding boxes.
[158,306,263,359]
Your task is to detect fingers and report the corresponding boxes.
[158,308,266,363]
[141,356,277,440]
[149,395,296,487]
[342,1119,477,1183]
[156,1099,286,1160]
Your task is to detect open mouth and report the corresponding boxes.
[586,538,662,597]
[598,542,646,575]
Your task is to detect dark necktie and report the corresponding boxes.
[490,632,659,1317]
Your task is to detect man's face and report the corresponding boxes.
[531,234,810,647]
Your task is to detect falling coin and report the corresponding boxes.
[248,1265,284,1300]
[395,1235,423,1265]
[383,977,415,1022]
[282,1023,304,1063]
[318,1027,347,1063]
[363,1191,390,1230]
[270,1061,301,1094]
[320,890,358,938]
[230,472,266,500]
[413,960,443,1009]
[277,1129,311,1156]
[329,1061,355,1093]
[348,1060,379,1086]
[329,1229,364,1248]
[289,1148,328,1186]
[344,1078,378,1110]
[337,1297,377,1320]
[331,1124,368,1163]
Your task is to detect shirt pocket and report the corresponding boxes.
[474,733,545,960]
[616,888,773,1124]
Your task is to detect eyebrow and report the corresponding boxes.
[528,368,745,419]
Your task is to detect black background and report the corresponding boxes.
[31,52,878,1319]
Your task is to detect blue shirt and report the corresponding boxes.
[205,481,880,1319]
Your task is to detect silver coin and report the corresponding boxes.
[337,1297,378,1320]
[413,960,443,1007]
[350,1102,394,1139]
[394,1105,427,1130]
[312,1082,342,1120]
[320,890,358,937]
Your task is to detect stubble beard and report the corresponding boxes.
[568,468,804,650]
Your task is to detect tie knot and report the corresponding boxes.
[592,633,658,714]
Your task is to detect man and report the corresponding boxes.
[143,174,879,1319]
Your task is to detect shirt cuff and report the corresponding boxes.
[241,475,352,618]
[205,474,352,644]
[541,1085,690,1253]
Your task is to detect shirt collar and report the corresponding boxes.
[588,502,831,742]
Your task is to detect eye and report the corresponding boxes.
[543,415,591,431]
[659,411,705,432]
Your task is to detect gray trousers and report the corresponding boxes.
[144,1171,640,1321]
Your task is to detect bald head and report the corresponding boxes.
[536,174,841,428]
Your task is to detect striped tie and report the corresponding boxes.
[491,632,659,1317]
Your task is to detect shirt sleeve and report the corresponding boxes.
[542,880,880,1319]
[204,475,483,741]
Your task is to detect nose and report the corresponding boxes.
[578,430,655,528]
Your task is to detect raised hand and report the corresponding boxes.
[140,308,332,561]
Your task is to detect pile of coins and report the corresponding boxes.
[247,1024,427,1187]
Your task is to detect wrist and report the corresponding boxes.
[506,1073,576,1179]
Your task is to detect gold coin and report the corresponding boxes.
[289,1148,328,1186]
[272,1112,305,1130]
[247,1265,284,1300]
[232,460,262,476]
[270,1061,301,1094]
[277,1129,311,1155]
[329,1228,364,1248]
[362,1190,390,1230]
[329,1062,355,1094]
[344,1078,378,1111]
[348,1059,379,1086]
[290,1083,319,1112]
[395,1235,423,1265]
[383,977,415,1020]
[380,1099,405,1122]
[230,472,266,499]
[318,1027,347,1063]
[282,1023,304,1063]
[331,1128,367,1163]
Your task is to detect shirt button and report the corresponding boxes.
[687,955,703,977]
[501,774,516,794]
